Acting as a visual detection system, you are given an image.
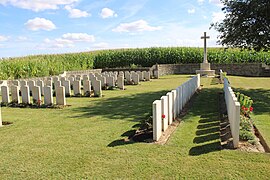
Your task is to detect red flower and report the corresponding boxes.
[162,114,166,119]
[249,107,254,112]
[245,107,249,111]
[241,106,245,110]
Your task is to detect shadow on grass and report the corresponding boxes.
[188,88,222,156]
[233,88,270,115]
[70,90,168,122]
[70,90,168,147]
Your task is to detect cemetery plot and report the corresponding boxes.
[0,75,269,179]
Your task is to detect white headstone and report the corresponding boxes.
[161,96,168,131]
[153,100,162,141]
[56,86,66,105]
[144,71,151,81]
[44,86,53,105]
[21,85,30,104]
[171,90,177,120]
[166,92,173,125]
[11,85,20,104]
[62,80,71,97]
[107,76,115,87]
[73,80,81,96]
[1,86,10,103]
[117,76,124,90]
[132,73,139,85]
[36,80,44,96]
[83,80,91,97]
[93,80,102,97]
[32,86,41,104]
[28,80,35,92]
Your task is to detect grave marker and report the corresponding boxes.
[11,85,20,103]
[21,85,30,104]
[1,86,10,103]
[44,86,53,105]
[56,86,66,105]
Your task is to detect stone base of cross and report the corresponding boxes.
[196,32,215,77]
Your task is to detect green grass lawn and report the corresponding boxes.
[0,75,269,179]
[229,76,270,145]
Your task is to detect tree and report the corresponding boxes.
[211,0,270,51]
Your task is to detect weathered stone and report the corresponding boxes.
[44,86,53,105]
[153,100,162,141]
[97,76,106,88]
[32,86,41,104]
[73,80,81,96]
[68,76,74,86]
[166,92,173,125]
[28,80,35,92]
[171,90,177,120]
[117,76,124,90]
[93,80,102,97]
[36,80,44,96]
[137,71,144,81]
[62,80,71,97]
[11,85,20,103]
[144,71,151,81]
[20,80,27,87]
[56,86,66,105]
[83,80,91,96]
[126,72,132,82]
[12,80,19,86]
[132,73,139,85]
[54,80,61,90]
[1,86,10,103]
[45,80,52,87]
[107,76,115,87]
[161,96,168,131]
[21,85,30,104]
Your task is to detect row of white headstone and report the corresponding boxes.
[1,85,66,106]
[223,77,240,148]
[152,74,201,141]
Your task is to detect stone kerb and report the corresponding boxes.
[153,100,162,141]
[56,86,66,105]
[1,86,10,103]
[223,77,240,148]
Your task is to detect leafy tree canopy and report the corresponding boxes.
[211,0,270,51]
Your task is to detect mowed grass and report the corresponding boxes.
[0,75,269,179]
[228,76,270,146]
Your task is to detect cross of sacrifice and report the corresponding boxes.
[201,32,210,64]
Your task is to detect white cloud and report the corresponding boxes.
[209,0,223,7]
[100,8,117,18]
[38,33,95,49]
[0,0,78,12]
[212,12,225,23]
[112,20,162,33]
[65,5,90,18]
[188,8,195,14]
[93,42,109,49]
[25,17,56,31]
[62,33,95,42]
[0,35,9,41]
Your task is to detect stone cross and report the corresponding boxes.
[201,32,210,63]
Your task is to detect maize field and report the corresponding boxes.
[0,47,269,79]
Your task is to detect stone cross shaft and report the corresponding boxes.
[201,32,210,63]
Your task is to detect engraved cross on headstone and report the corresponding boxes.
[201,32,210,63]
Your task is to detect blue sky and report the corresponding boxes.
[0,0,225,58]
